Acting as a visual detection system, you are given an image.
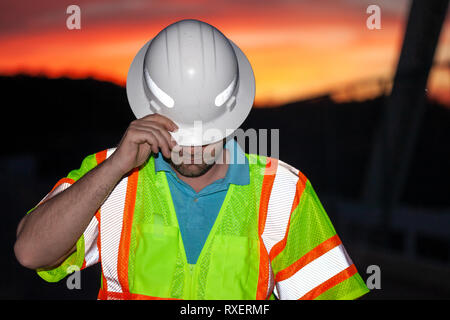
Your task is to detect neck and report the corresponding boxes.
[173,149,230,193]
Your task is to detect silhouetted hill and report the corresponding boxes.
[1,74,133,152]
[1,74,449,206]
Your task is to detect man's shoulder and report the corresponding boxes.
[245,154,308,200]
[274,158,308,188]
[248,153,308,183]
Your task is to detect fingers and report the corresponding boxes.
[134,121,177,149]
[132,124,173,158]
[128,128,160,155]
[129,118,177,158]
[141,114,178,132]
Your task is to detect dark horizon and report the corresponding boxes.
[1,73,450,300]
[1,73,449,207]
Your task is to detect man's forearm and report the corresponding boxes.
[14,157,124,269]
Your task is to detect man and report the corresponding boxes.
[14,19,369,300]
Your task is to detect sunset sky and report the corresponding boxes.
[0,0,449,106]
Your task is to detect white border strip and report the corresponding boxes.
[276,244,352,300]
[261,161,299,254]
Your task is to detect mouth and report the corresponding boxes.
[176,155,203,165]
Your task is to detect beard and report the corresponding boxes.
[167,139,227,177]
[169,160,215,177]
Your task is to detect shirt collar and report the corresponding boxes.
[154,139,250,186]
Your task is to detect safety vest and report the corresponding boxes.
[95,148,279,300]
[36,148,368,300]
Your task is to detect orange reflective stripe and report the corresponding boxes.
[117,168,139,293]
[257,242,270,300]
[37,177,76,206]
[268,175,307,262]
[299,264,357,300]
[98,289,181,300]
[95,149,107,164]
[275,234,342,282]
[258,158,278,235]
[256,158,277,300]
[50,177,75,192]
[258,158,278,237]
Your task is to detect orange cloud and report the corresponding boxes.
[0,0,448,107]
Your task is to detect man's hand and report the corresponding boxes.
[108,114,178,175]
[14,114,178,269]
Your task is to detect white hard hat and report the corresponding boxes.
[126,19,255,146]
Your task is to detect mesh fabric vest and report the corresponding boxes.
[98,153,274,300]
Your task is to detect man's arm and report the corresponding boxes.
[14,114,178,270]
[14,158,124,269]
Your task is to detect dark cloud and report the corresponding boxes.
[0,0,411,38]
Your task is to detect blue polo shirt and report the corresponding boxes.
[154,139,250,264]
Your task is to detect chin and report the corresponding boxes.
[174,163,213,178]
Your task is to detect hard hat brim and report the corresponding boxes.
[126,38,255,146]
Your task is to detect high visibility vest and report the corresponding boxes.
[36,148,369,300]
[96,149,277,300]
